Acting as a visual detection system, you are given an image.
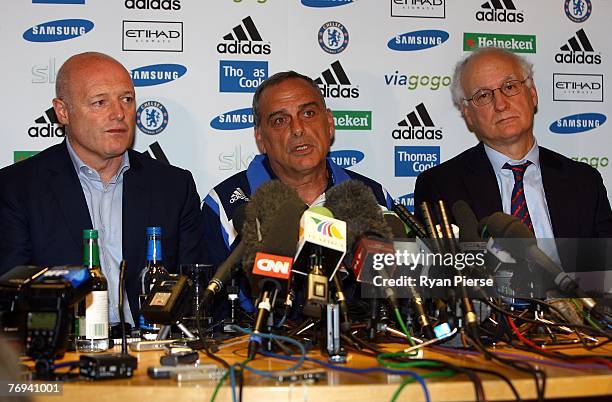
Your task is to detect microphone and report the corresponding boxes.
[243,198,305,359]
[202,180,305,305]
[385,211,435,339]
[392,203,428,239]
[201,204,247,305]
[482,212,596,309]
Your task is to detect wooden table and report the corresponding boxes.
[29,337,612,402]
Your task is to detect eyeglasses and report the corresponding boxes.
[464,77,531,107]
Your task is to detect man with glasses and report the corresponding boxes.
[414,47,612,245]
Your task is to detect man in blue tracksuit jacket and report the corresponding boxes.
[201,71,393,321]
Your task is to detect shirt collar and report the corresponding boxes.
[66,138,130,183]
[483,139,540,173]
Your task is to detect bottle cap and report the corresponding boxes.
[146,226,162,236]
[83,229,98,239]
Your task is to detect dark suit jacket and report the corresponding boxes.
[0,141,206,322]
[414,142,612,239]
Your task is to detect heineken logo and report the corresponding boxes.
[464,32,536,53]
[332,110,371,130]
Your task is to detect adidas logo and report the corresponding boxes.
[476,0,524,22]
[145,141,170,165]
[314,60,359,99]
[391,103,443,140]
[555,29,601,65]
[28,107,65,138]
[230,187,249,204]
[217,16,270,55]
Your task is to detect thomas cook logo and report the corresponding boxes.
[565,0,591,23]
[136,101,169,135]
[312,217,344,239]
[23,19,93,42]
[318,21,349,54]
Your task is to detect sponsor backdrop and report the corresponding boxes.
[1,0,610,213]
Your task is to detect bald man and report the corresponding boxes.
[0,52,206,325]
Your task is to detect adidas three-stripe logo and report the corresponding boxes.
[555,29,601,64]
[392,103,442,140]
[398,103,434,127]
[476,0,523,22]
[28,107,65,138]
[223,16,262,42]
[217,16,271,55]
[315,61,359,98]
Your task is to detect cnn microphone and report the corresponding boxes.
[244,199,305,359]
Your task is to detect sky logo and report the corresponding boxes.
[549,113,606,134]
[394,146,440,177]
[329,150,364,168]
[301,0,353,7]
[23,19,93,42]
[388,30,448,51]
[396,193,415,213]
[130,64,186,87]
[210,108,254,130]
[219,60,268,93]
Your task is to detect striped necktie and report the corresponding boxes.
[503,161,533,232]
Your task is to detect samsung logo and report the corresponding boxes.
[23,19,93,42]
[211,108,254,130]
[130,64,186,87]
[396,193,415,213]
[388,30,448,51]
[301,0,353,7]
[549,113,606,134]
[329,150,364,168]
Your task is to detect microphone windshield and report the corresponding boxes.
[325,180,392,263]
[384,211,408,238]
[452,200,481,243]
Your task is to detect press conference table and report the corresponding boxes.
[30,337,612,402]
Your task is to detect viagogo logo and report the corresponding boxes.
[384,71,451,90]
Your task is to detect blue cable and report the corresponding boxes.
[260,351,431,402]
[227,324,307,377]
[229,365,237,402]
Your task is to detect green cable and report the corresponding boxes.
[210,370,229,402]
[377,352,443,369]
[393,307,417,347]
[571,298,603,331]
[390,369,456,402]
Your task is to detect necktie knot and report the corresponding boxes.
[503,161,532,182]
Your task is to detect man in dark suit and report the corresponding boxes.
[415,48,612,267]
[0,52,205,325]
